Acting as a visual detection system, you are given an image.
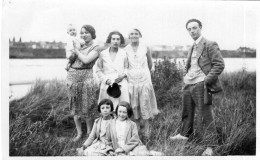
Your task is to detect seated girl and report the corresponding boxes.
[105,101,163,156]
[77,99,114,156]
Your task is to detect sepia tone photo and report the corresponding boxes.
[1,0,259,159]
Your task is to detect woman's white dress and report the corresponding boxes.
[124,44,159,120]
[96,48,129,109]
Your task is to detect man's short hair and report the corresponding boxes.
[186,19,202,29]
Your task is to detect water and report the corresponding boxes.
[9,58,256,100]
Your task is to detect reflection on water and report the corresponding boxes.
[9,58,256,100]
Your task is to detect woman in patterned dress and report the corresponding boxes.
[67,25,100,142]
[124,29,160,141]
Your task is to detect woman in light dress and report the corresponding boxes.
[124,29,159,141]
[96,31,130,109]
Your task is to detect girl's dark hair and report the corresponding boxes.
[81,25,96,39]
[97,99,114,113]
[105,31,125,44]
[115,101,133,118]
[185,19,202,29]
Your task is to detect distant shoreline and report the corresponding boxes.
[9,47,256,59]
[9,57,256,59]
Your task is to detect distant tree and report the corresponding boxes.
[19,37,22,43]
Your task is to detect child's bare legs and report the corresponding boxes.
[73,115,83,142]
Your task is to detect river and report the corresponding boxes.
[9,58,256,100]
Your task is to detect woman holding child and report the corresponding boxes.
[66,24,101,142]
[96,31,130,109]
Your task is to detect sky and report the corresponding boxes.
[2,0,259,50]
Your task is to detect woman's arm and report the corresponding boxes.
[95,56,111,85]
[123,52,129,75]
[74,48,99,64]
[146,47,153,70]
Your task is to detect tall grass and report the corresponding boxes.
[9,60,256,156]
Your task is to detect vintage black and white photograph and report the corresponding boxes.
[1,0,259,158]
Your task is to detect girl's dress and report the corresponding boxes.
[66,42,99,117]
[82,117,113,156]
[105,118,150,156]
[96,48,129,109]
[124,43,159,119]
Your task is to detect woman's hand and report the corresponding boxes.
[114,74,126,83]
[106,79,112,85]
[115,148,124,153]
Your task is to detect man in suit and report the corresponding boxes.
[170,19,225,155]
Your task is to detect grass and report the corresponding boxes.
[9,60,256,156]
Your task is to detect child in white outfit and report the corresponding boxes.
[65,24,85,71]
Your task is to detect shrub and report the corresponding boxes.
[151,58,183,109]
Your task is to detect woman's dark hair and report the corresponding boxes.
[97,99,114,113]
[81,25,96,39]
[115,101,133,118]
[186,19,202,29]
[105,31,125,44]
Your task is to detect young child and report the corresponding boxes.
[105,101,164,156]
[77,99,114,156]
[65,24,85,71]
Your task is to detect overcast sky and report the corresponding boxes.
[2,0,259,50]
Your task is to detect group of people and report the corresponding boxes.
[65,19,225,156]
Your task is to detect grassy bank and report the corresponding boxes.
[9,60,256,156]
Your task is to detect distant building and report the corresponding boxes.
[9,37,66,49]
[237,47,256,53]
[151,45,174,51]
[173,45,183,51]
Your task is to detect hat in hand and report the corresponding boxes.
[107,83,121,98]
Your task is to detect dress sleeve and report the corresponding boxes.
[121,122,140,153]
[96,53,108,84]
[123,51,129,75]
[82,120,98,147]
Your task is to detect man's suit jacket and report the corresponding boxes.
[184,37,225,93]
